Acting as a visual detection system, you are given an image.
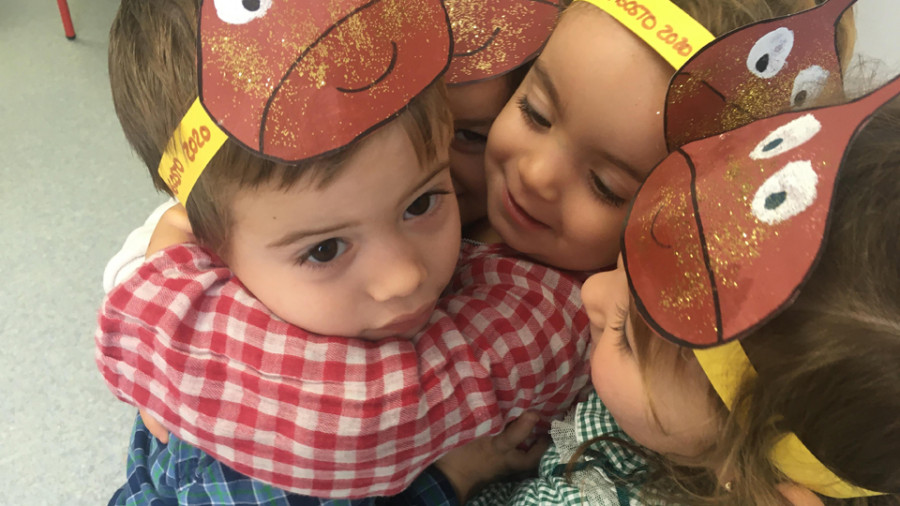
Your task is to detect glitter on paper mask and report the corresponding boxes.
[664,0,855,151]
[444,0,562,85]
[624,75,900,348]
[198,0,452,162]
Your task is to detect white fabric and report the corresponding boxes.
[102,199,178,293]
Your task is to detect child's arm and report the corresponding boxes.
[95,242,591,498]
[102,199,177,292]
[145,203,193,257]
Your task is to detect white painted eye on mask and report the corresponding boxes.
[791,66,830,109]
[213,0,272,24]
[747,27,794,79]
[750,114,821,160]
[751,160,818,225]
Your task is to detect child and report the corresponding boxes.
[101,0,565,293]
[482,0,855,271]
[444,0,566,234]
[455,34,900,506]
[98,0,590,500]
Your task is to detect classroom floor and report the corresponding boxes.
[1,1,896,505]
[1,2,163,503]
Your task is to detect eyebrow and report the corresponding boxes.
[267,160,450,249]
[532,60,564,117]
[267,221,358,249]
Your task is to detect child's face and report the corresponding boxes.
[484,5,672,271]
[447,77,512,226]
[226,122,460,340]
[581,255,719,459]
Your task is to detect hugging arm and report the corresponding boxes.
[95,242,590,498]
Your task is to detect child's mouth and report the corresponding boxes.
[503,188,549,230]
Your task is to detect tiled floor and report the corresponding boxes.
[0,1,896,505]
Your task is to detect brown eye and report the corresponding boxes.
[302,238,347,264]
[453,129,487,144]
[405,193,436,218]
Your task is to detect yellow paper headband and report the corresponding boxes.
[695,344,880,498]
[158,98,228,206]
[574,0,715,68]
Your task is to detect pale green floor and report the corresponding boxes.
[1,2,163,504]
[0,1,897,505]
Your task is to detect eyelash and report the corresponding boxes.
[517,96,551,130]
[404,189,452,220]
[453,129,488,144]
[297,238,348,269]
[610,304,632,354]
[296,189,451,269]
[589,172,627,208]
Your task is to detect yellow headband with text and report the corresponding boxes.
[577,0,882,497]
[157,98,228,206]
[695,344,880,498]
[575,0,714,68]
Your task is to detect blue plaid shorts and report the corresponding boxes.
[109,412,458,506]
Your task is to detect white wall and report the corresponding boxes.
[849,0,900,79]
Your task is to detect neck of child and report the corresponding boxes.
[463,218,503,244]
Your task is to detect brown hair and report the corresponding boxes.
[108,0,452,256]
[721,99,900,505]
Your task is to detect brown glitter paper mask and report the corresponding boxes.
[198,0,452,162]
[444,0,562,84]
[624,75,900,348]
[664,0,855,151]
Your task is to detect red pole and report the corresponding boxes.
[57,0,76,40]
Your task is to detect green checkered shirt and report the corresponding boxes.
[469,392,650,505]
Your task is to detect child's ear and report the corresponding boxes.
[776,483,824,506]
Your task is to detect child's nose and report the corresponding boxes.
[581,272,612,329]
[518,151,561,201]
[367,241,428,302]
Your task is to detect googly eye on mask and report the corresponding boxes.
[213,0,273,24]
[665,0,855,150]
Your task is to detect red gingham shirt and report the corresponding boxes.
[96,241,591,498]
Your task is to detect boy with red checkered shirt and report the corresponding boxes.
[96,0,590,502]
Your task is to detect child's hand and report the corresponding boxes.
[146,204,195,258]
[139,409,169,444]
[435,412,548,503]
